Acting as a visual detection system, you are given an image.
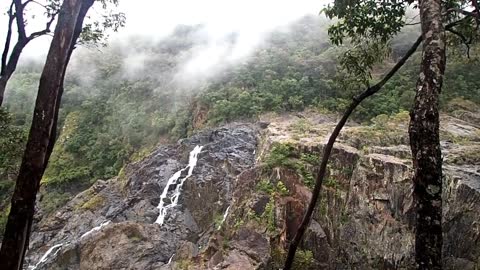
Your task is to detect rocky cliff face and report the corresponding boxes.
[24,112,480,270]
[25,123,258,269]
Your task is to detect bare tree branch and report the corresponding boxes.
[24,0,48,9]
[405,21,422,26]
[447,28,471,58]
[446,8,477,17]
[27,12,58,41]
[1,2,15,75]
[22,0,34,7]
[13,0,27,40]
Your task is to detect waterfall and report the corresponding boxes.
[80,220,111,239]
[217,205,231,230]
[167,254,175,265]
[30,220,111,269]
[30,244,63,270]
[155,145,203,225]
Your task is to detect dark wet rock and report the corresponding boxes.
[43,222,176,270]
[231,228,270,265]
[257,121,270,129]
[220,250,257,270]
[24,113,480,270]
[26,123,258,269]
[251,195,270,216]
[302,220,332,266]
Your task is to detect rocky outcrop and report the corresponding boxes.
[44,222,177,270]
[25,123,258,269]
[192,112,479,270]
[24,111,480,270]
[256,112,480,269]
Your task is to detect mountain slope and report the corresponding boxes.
[25,109,480,270]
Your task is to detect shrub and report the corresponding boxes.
[262,197,276,233]
[256,179,290,196]
[265,143,296,169]
[292,249,315,270]
[80,194,105,211]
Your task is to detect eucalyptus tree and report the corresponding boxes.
[284,1,479,269]
[0,0,125,106]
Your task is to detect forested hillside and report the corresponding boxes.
[1,14,479,231]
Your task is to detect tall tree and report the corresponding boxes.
[409,0,445,268]
[0,0,95,269]
[284,1,479,269]
[0,0,125,106]
[0,0,49,106]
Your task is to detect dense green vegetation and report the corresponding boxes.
[0,14,478,226]
[0,109,26,212]
[1,26,204,214]
[354,52,480,121]
[197,21,480,125]
[199,16,334,123]
[264,142,318,189]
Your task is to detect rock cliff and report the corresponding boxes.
[24,111,480,270]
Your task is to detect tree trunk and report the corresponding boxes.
[0,0,94,269]
[0,40,28,106]
[0,76,8,106]
[46,0,92,165]
[409,0,446,269]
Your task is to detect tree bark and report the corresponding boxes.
[0,0,28,106]
[409,0,446,269]
[0,76,9,106]
[0,40,28,106]
[1,2,15,76]
[46,0,92,165]
[0,0,94,269]
[0,0,57,107]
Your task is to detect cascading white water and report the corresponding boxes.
[217,205,231,230]
[155,170,184,225]
[30,244,63,270]
[80,220,111,239]
[155,145,203,225]
[29,146,205,267]
[30,220,111,269]
[167,254,175,265]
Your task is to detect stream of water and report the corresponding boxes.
[155,145,203,225]
[217,205,231,230]
[30,145,204,268]
[29,220,111,270]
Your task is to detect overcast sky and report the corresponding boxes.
[0,0,330,60]
[115,0,327,38]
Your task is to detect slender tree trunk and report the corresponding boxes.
[0,0,94,269]
[1,0,59,107]
[0,0,29,107]
[46,1,91,165]
[0,2,14,107]
[0,76,9,106]
[409,0,446,269]
[0,41,28,106]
